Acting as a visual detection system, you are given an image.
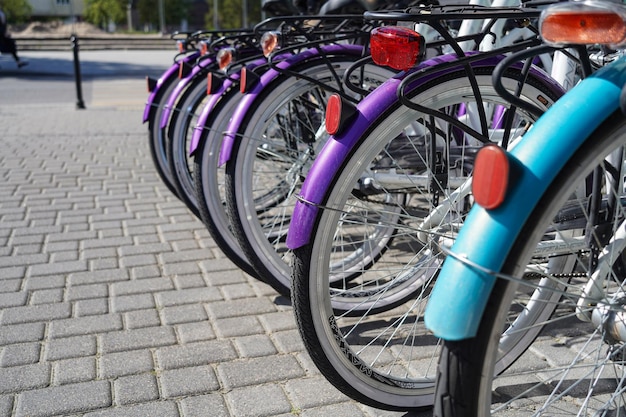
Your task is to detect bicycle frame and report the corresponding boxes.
[424,55,626,341]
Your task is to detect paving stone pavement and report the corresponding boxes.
[0,51,434,417]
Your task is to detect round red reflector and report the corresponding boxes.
[325,94,342,135]
[472,145,510,210]
[370,26,425,71]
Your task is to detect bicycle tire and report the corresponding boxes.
[147,75,182,198]
[192,82,262,280]
[292,65,564,411]
[434,111,626,416]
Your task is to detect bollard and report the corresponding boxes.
[71,34,86,110]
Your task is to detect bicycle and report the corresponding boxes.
[424,1,626,415]
[285,3,580,410]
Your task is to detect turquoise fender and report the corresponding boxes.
[424,56,626,341]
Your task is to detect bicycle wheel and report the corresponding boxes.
[224,57,395,296]
[292,66,564,411]
[435,111,626,416]
[148,75,182,198]
[167,73,211,218]
[193,82,262,280]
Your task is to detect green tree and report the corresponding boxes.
[0,0,32,24]
[137,0,190,31]
[84,0,126,29]
[205,0,261,29]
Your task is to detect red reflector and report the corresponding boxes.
[207,73,213,95]
[326,94,342,135]
[472,145,509,210]
[370,26,425,71]
[240,68,247,93]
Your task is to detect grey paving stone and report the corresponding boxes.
[175,322,216,344]
[213,316,264,338]
[0,322,45,346]
[180,393,229,417]
[29,288,64,305]
[83,399,180,417]
[22,275,66,291]
[0,303,72,325]
[301,402,367,417]
[160,304,208,326]
[0,342,41,367]
[272,329,306,354]
[0,291,28,308]
[14,380,111,417]
[285,376,350,409]
[171,274,206,289]
[53,357,97,385]
[68,269,129,286]
[48,314,123,339]
[225,383,293,417]
[110,277,173,296]
[110,293,155,312]
[81,237,134,250]
[156,340,237,370]
[0,254,48,269]
[28,260,88,277]
[0,395,13,416]
[258,311,298,333]
[0,363,51,394]
[159,366,219,398]
[119,254,158,268]
[233,334,278,358]
[0,277,22,291]
[130,265,161,280]
[218,355,306,389]
[75,298,110,316]
[99,350,155,379]
[118,242,172,257]
[205,297,277,320]
[100,326,177,354]
[65,284,108,301]
[45,335,97,361]
[113,373,159,405]
[124,308,161,329]
[155,287,222,307]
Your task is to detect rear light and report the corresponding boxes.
[325,94,357,136]
[217,47,235,70]
[199,40,210,56]
[177,40,186,53]
[261,31,280,57]
[472,145,509,210]
[146,76,157,93]
[370,26,425,71]
[540,2,626,46]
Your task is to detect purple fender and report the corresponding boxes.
[286,54,565,249]
[143,52,200,123]
[218,44,366,167]
[189,57,270,156]
[159,56,215,129]
[189,77,235,156]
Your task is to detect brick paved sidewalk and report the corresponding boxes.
[0,81,430,417]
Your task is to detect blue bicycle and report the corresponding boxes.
[425,1,626,415]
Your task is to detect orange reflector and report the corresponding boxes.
[177,40,185,53]
[261,31,280,57]
[200,41,209,56]
[541,11,626,45]
[472,145,509,210]
[370,26,425,71]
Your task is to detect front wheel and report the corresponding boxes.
[435,112,626,416]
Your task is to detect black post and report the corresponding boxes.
[71,34,86,110]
